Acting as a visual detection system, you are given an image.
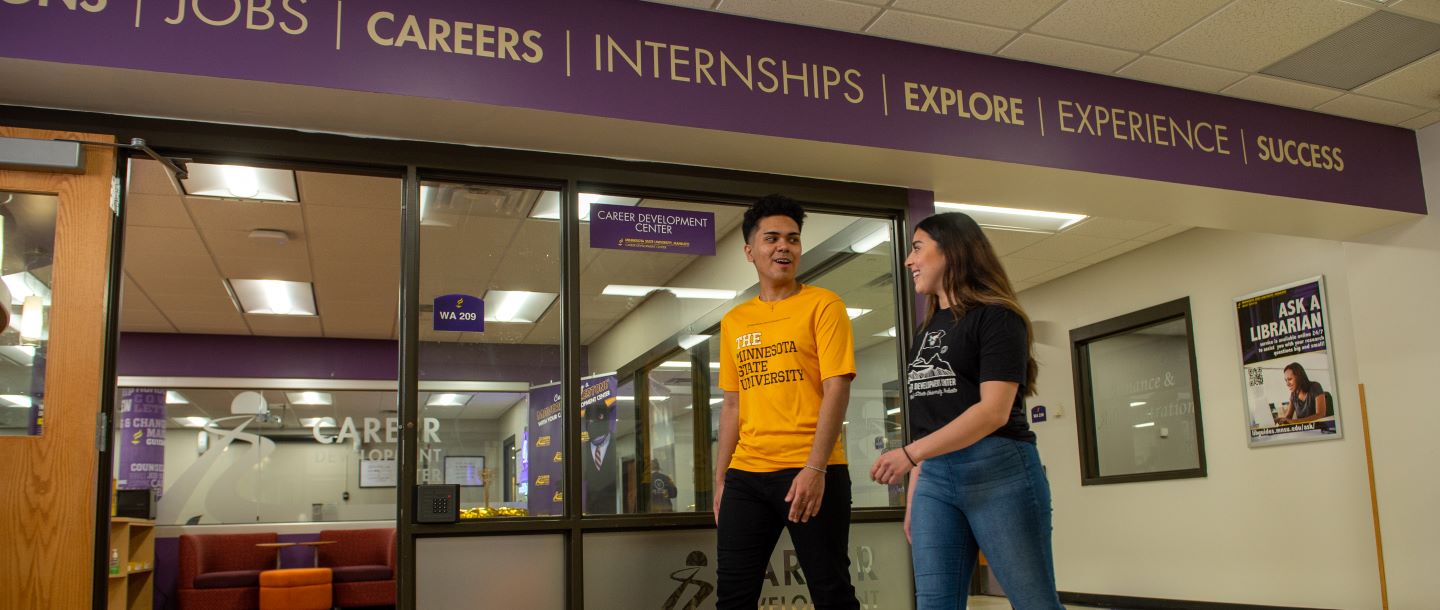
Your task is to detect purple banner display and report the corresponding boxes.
[1236,280,1328,366]
[0,0,1423,213]
[579,374,619,515]
[590,204,715,255]
[433,293,484,332]
[527,382,564,517]
[118,388,166,497]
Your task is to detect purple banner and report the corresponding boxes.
[432,293,484,332]
[590,204,715,255]
[527,382,564,517]
[579,374,618,515]
[0,0,1423,214]
[118,388,166,497]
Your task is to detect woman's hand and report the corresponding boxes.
[870,448,915,485]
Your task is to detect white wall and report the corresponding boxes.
[1019,124,1440,608]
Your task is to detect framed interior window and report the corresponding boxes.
[1071,298,1206,485]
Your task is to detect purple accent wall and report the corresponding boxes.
[907,189,935,326]
[118,333,568,387]
[0,0,1424,213]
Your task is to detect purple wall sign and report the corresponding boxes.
[527,382,564,517]
[0,0,1423,214]
[590,204,715,255]
[433,293,484,332]
[118,388,166,496]
[1031,405,1047,424]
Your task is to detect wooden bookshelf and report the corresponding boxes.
[107,518,154,610]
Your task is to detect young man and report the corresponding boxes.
[714,195,859,609]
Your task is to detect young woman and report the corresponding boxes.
[1276,362,1331,424]
[870,212,1062,610]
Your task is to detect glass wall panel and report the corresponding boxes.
[0,191,58,436]
[417,181,563,518]
[417,534,565,610]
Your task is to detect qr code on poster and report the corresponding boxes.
[1246,367,1264,387]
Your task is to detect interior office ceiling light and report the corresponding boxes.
[482,290,557,323]
[1,271,51,306]
[616,396,668,402]
[846,308,871,319]
[679,334,711,349]
[301,417,337,428]
[529,192,639,221]
[287,391,332,406]
[19,295,43,343]
[426,393,473,407]
[603,285,737,300]
[1130,401,1147,407]
[850,227,891,253]
[175,416,211,428]
[886,407,901,415]
[166,391,189,405]
[659,361,721,370]
[180,163,299,202]
[1,394,32,408]
[934,202,1085,233]
[0,345,35,366]
[874,327,897,338]
[228,279,317,316]
[1134,422,1156,428]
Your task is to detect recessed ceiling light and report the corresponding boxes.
[710,398,723,405]
[180,163,299,202]
[846,308,871,320]
[603,285,737,300]
[658,361,721,370]
[679,334,711,349]
[0,394,32,408]
[301,417,336,428]
[1130,401,1147,407]
[1134,422,1156,428]
[615,396,668,402]
[286,391,332,406]
[1,272,50,306]
[228,279,317,316]
[934,202,1085,233]
[850,227,891,253]
[481,290,557,324]
[874,327,898,338]
[166,391,189,405]
[426,393,473,407]
[528,192,639,221]
[174,416,211,428]
[886,407,901,415]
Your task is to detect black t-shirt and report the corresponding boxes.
[906,305,1035,444]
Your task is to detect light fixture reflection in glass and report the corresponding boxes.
[874,327,898,338]
[933,201,1086,233]
[175,416,211,428]
[426,393,473,407]
[286,391,333,406]
[166,391,189,405]
[846,308,872,320]
[850,227,891,253]
[301,417,337,428]
[1134,422,1156,428]
[20,295,43,342]
[602,285,737,300]
[0,394,32,408]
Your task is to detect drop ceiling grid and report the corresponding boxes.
[656,0,1440,128]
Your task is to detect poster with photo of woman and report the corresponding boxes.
[1235,277,1342,447]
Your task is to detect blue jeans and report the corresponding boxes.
[910,436,1063,610]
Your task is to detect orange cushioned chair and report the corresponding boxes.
[259,567,332,610]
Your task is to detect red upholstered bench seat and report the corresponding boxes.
[193,570,264,589]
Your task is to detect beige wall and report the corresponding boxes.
[1018,123,1439,608]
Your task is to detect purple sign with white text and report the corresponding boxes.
[118,388,166,497]
[590,204,715,255]
[0,0,1424,213]
[433,293,484,332]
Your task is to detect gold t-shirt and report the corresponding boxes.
[719,284,856,472]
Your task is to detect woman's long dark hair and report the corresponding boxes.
[1284,362,1314,393]
[915,212,1039,396]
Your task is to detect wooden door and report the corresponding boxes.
[0,126,116,609]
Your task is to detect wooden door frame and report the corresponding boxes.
[0,126,117,610]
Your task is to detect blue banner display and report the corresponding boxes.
[433,294,484,332]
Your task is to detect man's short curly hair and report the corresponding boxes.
[742,194,807,243]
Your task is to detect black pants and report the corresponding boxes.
[716,467,859,610]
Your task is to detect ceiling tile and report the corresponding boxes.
[203,230,312,281]
[1352,50,1440,108]
[164,308,249,335]
[244,314,323,337]
[1001,257,1064,281]
[1115,56,1247,93]
[1010,233,1125,261]
[1151,0,1374,72]
[890,0,1066,30]
[314,264,400,301]
[717,0,881,31]
[1063,217,1166,241]
[305,205,401,265]
[187,198,305,233]
[1313,94,1430,125]
[1075,239,1149,266]
[1388,0,1440,24]
[1400,110,1440,129]
[866,11,1018,54]
[1026,262,1087,286]
[998,34,1139,74]
[982,228,1048,256]
[1134,225,1191,242]
[296,172,402,209]
[1030,0,1231,52]
[125,193,194,229]
[1220,75,1346,109]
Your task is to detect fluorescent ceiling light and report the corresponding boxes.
[1134,422,1155,428]
[659,361,721,370]
[850,226,891,253]
[1129,401,1147,407]
[934,202,1086,233]
[166,391,189,405]
[846,308,871,320]
[1,272,50,306]
[710,398,723,405]
[603,285,737,300]
[175,416,211,428]
[886,407,901,416]
[679,334,711,349]
[874,327,897,338]
[228,279,317,316]
[426,393,473,407]
[0,345,35,366]
[528,192,639,221]
[301,417,336,428]
[180,163,299,202]
[287,391,332,406]
[20,295,43,342]
[0,394,32,408]
[481,290,557,324]
[616,396,668,402]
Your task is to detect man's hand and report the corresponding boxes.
[785,468,826,523]
[713,479,725,525]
